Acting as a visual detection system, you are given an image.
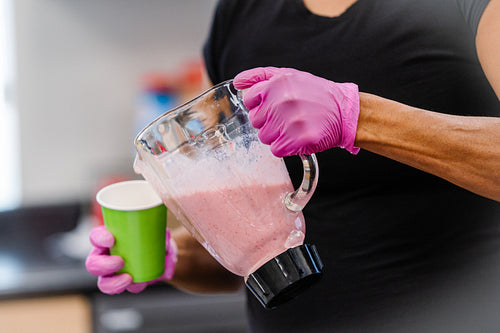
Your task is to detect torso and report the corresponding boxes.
[203,0,500,332]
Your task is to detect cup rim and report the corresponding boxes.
[96,180,163,211]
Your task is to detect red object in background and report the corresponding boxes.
[177,60,204,101]
[142,73,174,95]
[180,60,204,88]
[140,59,205,104]
[91,175,131,226]
[141,59,203,96]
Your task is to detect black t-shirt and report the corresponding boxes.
[203,1,500,332]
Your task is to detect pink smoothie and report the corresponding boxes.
[169,182,305,276]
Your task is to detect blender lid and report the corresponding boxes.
[245,244,324,310]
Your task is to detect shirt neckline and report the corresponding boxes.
[295,0,362,20]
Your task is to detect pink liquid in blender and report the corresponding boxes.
[173,182,305,276]
[135,138,306,277]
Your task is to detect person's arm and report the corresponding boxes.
[355,94,500,201]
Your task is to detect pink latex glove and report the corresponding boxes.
[85,226,177,295]
[233,67,360,156]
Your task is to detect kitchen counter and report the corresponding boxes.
[0,202,96,299]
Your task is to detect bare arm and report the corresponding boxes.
[355,0,500,202]
[355,94,500,201]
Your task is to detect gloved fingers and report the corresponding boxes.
[270,136,295,157]
[233,66,280,89]
[86,249,125,276]
[126,282,148,293]
[89,225,115,249]
[164,235,178,280]
[166,229,178,259]
[163,257,176,280]
[242,83,265,112]
[257,118,281,145]
[245,86,275,129]
[97,274,133,295]
[165,228,172,248]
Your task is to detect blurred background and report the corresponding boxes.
[0,0,248,332]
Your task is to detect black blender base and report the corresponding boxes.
[245,244,324,309]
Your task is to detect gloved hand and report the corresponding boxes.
[85,225,177,294]
[233,67,360,156]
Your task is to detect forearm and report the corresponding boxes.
[355,92,500,202]
[166,227,244,294]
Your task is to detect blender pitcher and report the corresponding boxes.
[134,80,323,309]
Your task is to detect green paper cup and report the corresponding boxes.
[96,180,167,283]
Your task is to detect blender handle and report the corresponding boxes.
[284,154,319,212]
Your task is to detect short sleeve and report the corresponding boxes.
[456,0,491,36]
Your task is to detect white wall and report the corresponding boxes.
[12,0,217,205]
